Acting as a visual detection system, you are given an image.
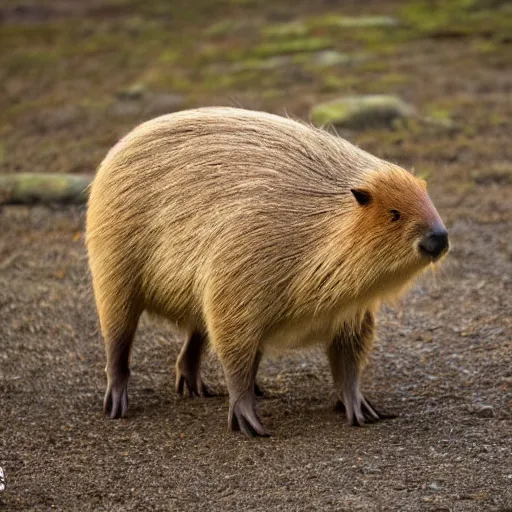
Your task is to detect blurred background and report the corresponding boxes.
[1,1,511,510]
[1,0,511,180]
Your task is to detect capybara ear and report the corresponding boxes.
[351,188,372,206]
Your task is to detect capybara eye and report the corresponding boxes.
[390,209,401,222]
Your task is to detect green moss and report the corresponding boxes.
[206,20,239,37]
[261,89,284,100]
[319,75,360,93]
[159,49,180,63]
[2,49,60,74]
[116,83,147,100]
[228,55,290,72]
[375,73,411,89]
[473,39,497,54]
[415,168,431,181]
[488,112,508,126]
[263,22,310,39]
[463,125,478,137]
[358,60,389,72]
[426,107,453,122]
[251,38,334,58]
[353,29,399,49]
[401,0,512,39]
[0,22,72,49]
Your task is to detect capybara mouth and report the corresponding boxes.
[420,243,450,263]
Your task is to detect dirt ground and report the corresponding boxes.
[1,0,511,511]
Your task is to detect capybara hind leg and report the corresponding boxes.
[328,311,395,426]
[103,326,137,419]
[175,331,214,397]
[100,304,141,419]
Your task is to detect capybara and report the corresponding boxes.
[86,107,449,436]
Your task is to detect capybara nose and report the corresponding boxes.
[419,228,449,260]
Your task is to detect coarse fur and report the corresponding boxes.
[86,107,449,436]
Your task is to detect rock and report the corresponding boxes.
[263,21,310,39]
[311,15,399,29]
[116,83,146,101]
[420,116,456,132]
[0,173,92,205]
[470,404,494,418]
[311,95,416,131]
[262,15,398,40]
[252,37,333,58]
[227,55,291,72]
[110,100,142,118]
[144,93,185,116]
[112,88,185,118]
[309,50,369,68]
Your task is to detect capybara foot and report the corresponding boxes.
[335,397,397,426]
[229,392,269,437]
[175,365,214,398]
[104,373,129,419]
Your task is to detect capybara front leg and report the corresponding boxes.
[253,350,265,397]
[327,312,395,426]
[220,347,268,437]
[175,330,214,397]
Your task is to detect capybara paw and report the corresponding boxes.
[336,396,397,426]
[104,377,129,419]
[175,369,214,398]
[229,395,270,437]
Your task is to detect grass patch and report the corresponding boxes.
[251,37,334,58]
[401,0,512,39]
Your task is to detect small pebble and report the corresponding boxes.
[471,404,494,418]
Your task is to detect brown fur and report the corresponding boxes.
[86,107,448,435]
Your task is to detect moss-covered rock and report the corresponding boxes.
[308,50,370,68]
[401,0,512,39]
[116,83,147,101]
[311,95,415,130]
[251,37,334,58]
[262,21,310,39]
[0,173,92,204]
[309,14,399,29]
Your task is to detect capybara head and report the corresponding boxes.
[340,165,449,301]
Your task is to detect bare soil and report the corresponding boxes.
[1,0,511,510]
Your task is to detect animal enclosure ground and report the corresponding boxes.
[1,0,511,510]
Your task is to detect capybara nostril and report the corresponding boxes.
[419,228,449,260]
